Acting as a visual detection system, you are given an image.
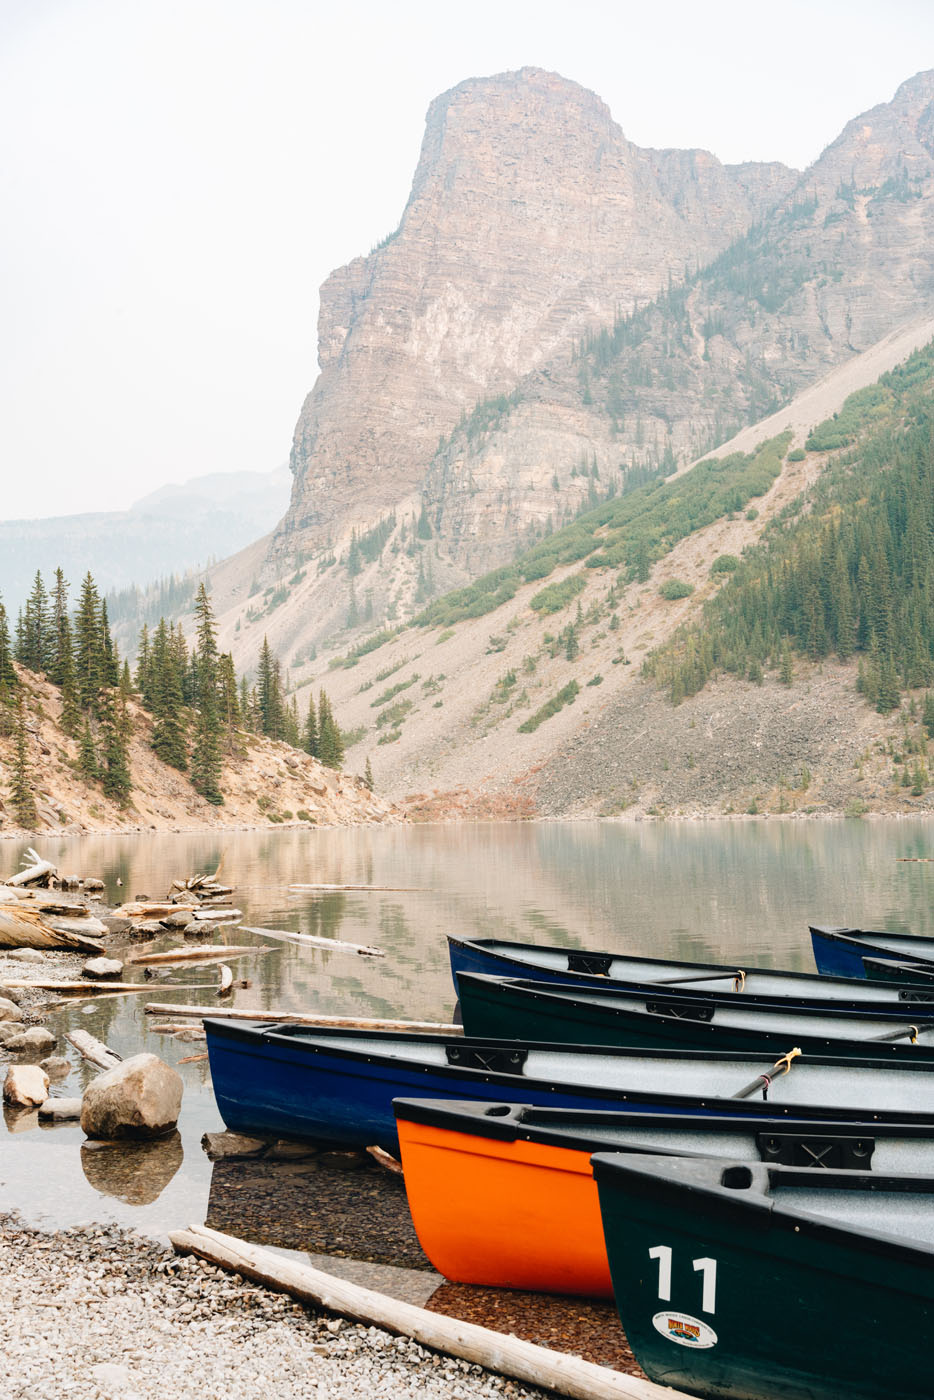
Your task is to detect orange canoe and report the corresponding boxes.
[395,1100,614,1297]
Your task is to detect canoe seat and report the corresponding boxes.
[756,1129,875,1169]
[645,999,715,1022]
[566,951,613,976]
[445,1044,528,1074]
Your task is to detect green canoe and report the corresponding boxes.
[592,1152,934,1400]
[457,972,934,1062]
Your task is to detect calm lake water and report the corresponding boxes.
[2,818,934,1285]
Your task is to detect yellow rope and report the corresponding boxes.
[773,1047,802,1076]
[732,969,746,992]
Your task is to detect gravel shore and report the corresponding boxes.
[2,1214,549,1400]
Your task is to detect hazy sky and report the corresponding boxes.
[2,0,933,521]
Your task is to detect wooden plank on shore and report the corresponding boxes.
[144,1002,462,1033]
[240,924,383,956]
[169,1224,681,1400]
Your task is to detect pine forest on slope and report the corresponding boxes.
[0,571,378,836]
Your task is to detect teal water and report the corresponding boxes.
[2,818,933,1241]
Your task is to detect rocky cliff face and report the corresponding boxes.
[420,70,934,580]
[276,68,794,558]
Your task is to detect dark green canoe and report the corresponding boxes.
[457,972,934,1062]
[592,1152,934,1400]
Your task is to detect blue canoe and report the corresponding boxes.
[448,934,934,1014]
[811,925,934,979]
[204,1017,934,1153]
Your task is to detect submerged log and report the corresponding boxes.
[169,1225,678,1400]
[240,925,383,957]
[143,1002,462,1033]
[289,883,419,893]
[66,1029,122,1071]
[126,947,266,966]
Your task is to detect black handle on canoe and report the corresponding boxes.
[658,974,744,985]
[867,1024,919,1043]
[733,1047,802,1100]
[655,970,745,987]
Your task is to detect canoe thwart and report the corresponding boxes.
[733,1047,802,1100]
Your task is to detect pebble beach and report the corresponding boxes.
[2,1213,549,1400]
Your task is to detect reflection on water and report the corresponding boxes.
[81,1131,183,1205]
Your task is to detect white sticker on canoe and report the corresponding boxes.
[652,1311,718,1349]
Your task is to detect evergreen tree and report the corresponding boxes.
[364,755,374,791]
[75,572,104,712]
[304,692,319,758]
[217,653,244,754]
[257,636,280,737]
[923,692,934,740]
[9,692,37,828]
[149,619,188,771]
[20,571,51,674]
[189,584,223,804]
[49,568,72,678]
[77,718,98,782]
[100,600,119,687]
[99,687,132,803]
[317,690,344,770]
[135,623,152,704]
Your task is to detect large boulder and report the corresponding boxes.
[0,997,24,1022]
[80,1053,183,1140]
[4,1064,49,1107]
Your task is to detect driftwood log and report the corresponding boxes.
[0,904,103,953]
[66,1029,122,1071]
[6,852,58,887]
[169,1225,681,1400]
[144,1003,462,1033]
[240,924,383,957]
[125,947,267,966]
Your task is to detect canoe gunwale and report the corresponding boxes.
[391,1095,934,1148]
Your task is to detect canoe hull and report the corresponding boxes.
[810,924,934,979]
[396,1112,612,1296]
[593,1153,934,1400]
[205,1019,934,1154]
